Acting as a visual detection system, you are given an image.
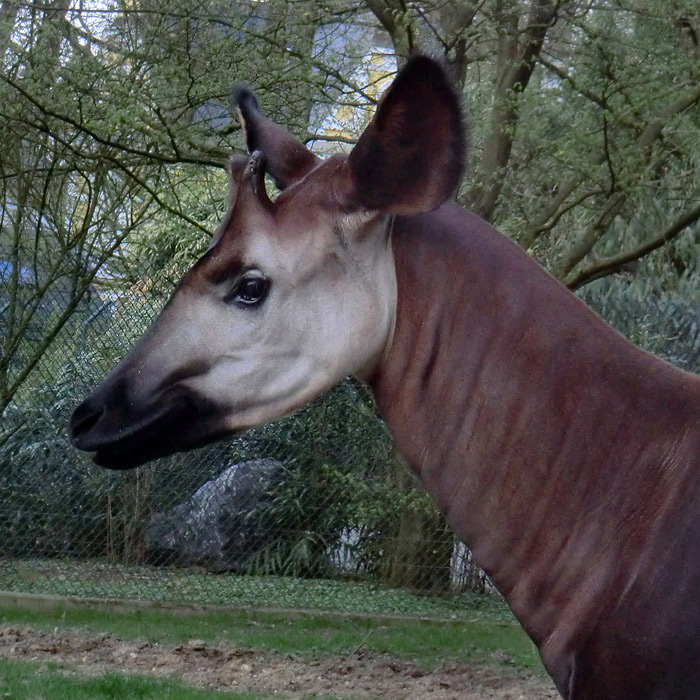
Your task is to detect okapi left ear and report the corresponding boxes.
[347,55,466,216]
[232,87,320,190]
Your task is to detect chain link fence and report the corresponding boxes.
[2,244,700,619]
[0,244,490,619]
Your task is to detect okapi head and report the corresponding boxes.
[69,56,465,469]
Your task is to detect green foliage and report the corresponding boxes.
[127,167,228,288]
[226,381,403,579]
[579,276,700,373]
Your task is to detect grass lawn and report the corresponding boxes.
[0,599,550,700]
[0,600,543,673]
[0,657,360,699]
[0,658,265,700]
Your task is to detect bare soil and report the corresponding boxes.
[0,625,559,699]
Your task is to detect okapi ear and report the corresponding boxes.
[347,55,465,216]
[232,87,320,190]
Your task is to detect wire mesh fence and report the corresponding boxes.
[0,243,492,619]
[2,242,700,619]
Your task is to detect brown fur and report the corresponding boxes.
[372,204,700,698]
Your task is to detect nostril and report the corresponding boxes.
[68,400,105,446]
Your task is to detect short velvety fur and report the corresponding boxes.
[372,205,700,699]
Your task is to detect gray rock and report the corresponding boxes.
[145,459,286,571]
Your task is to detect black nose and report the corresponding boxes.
[68,398,105,450]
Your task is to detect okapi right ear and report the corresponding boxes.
[347,55,465,216]
[232,87,320,190]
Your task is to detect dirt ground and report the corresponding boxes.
[0,625,559,699]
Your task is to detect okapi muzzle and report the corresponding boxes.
[68,310,228,470]
[69,378,223,470]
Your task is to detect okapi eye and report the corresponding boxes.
[227,272,270,308]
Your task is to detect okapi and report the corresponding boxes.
[69,56,700,699]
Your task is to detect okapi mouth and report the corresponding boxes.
[69,392,227,470]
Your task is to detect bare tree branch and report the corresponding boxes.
[364,0,414,63]
[639,83,700,151]
[1,75,231,169]
[566,201,700,290]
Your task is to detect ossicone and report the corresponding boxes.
[231,85,320,190]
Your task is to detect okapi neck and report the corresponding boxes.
[370,202,700,680]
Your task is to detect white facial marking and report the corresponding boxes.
[140,211,397,433]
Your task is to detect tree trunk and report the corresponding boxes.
[468,0,559,222]
[385,455,454,594]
